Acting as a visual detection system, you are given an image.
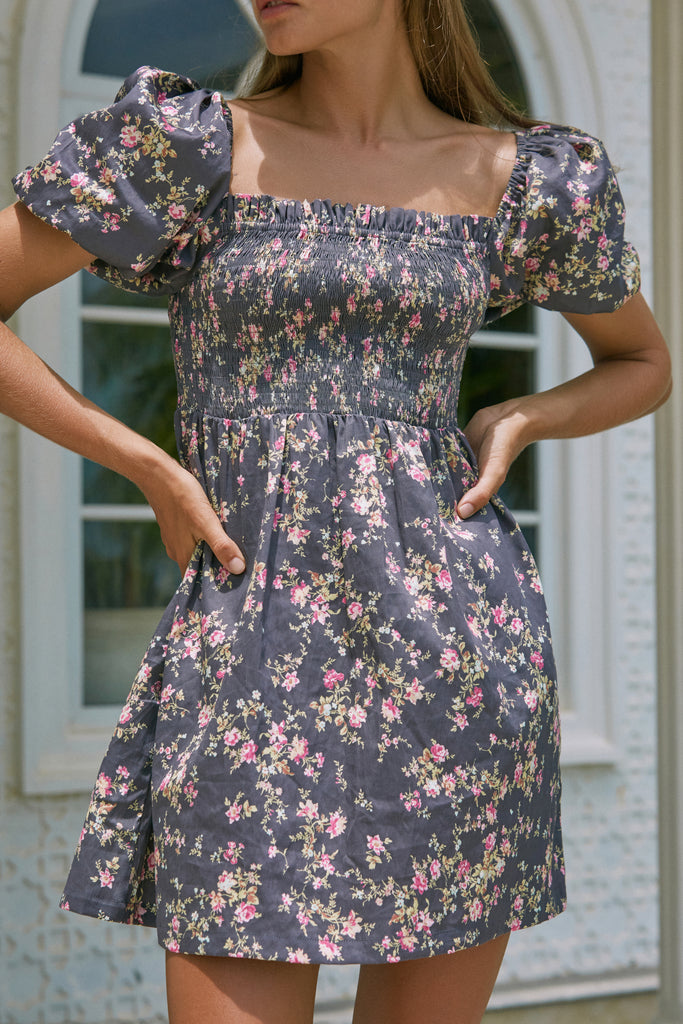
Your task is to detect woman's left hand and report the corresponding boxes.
[457,401,531,519]
[456,292,672,520]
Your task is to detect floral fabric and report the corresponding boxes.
[13,67,639,963]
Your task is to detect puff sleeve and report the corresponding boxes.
[486,125,641,323]
[12,66,233,293]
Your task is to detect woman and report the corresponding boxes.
[0,1,671,1022]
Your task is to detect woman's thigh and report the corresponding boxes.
[165,951,320,1024]
[351,932,510,1024]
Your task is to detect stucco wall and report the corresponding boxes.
[0,1,659,1021]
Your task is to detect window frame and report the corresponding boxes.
[17,0,618,794]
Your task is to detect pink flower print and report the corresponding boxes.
[120,125,143,148]
[405,678,425,704]
[430,743,447,763]
[70,171,89,189]
[287,525,310,545]
[282,671,300,692]
[382,698,400,722]
[414,910,434,933]
[183,635,200,659]
[466,686,483,708]
[341,528,356,549]
[289,736,309,763]
[485,833,497,851]
[357,453,377,475]
[320,853,336,875]
[40,160,60,182]
[398,929,418,952]
[225,802,241,822]
[576,216,594,241]
[327,812,348,838]
[453,712,468,730]
[224,728,240,747]
[493,605,507,626]
[269,721,287,752]
[287,949,311,963]
[342,910,363,938]
[118,704,132,725]
[95,773,112,797]
[424,779,441,798]
[412,871,429,894]
[291,583,311,607]
[469,898,484,921]
[347,601,363,620]
[240,741,258,764]
[510,617,523,635]
[168,202,187,220]
[409,312,422,328]
[319,936,342,961]
[464,614,481,638]
[407,464,427,482]
[348,705,367,728]
[524,691,538,711]
[217,871,236,893]
[440,648,460,672]
[403,575,420,596]
[235,902,257,923]
[297,799,319,819]
[367,835,386,855]
[323,669,344,690]
[435,569,452,591]
[172,915,180,933]
[98,867,115,889]
[430,858,441,879]
[311,599,330,624]
[486,802,497,823]
[530,651,544,670]
[198,705,211,728]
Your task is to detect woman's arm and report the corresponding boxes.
[0,202,246,574]
[457,291,672,518]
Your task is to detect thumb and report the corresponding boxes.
[457,465,507,519]
[200,515,246,574]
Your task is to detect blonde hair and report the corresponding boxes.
[238,0,533,128]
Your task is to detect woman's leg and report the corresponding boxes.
[165,951,320,1024]
[351,932,510,1024]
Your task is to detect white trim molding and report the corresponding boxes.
[652,2,683,1022]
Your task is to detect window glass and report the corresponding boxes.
[82,0,259,90]
[81,315,177,505]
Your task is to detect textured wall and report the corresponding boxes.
[0,0,658,1021]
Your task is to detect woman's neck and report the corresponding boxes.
[283,26,436,142]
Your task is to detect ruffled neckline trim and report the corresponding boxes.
[218,123,571,242]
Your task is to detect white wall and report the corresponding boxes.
[0,1,659,1021]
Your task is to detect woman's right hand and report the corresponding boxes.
[141,458,246,576]
[1,202,246,577]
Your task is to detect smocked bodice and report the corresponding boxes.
[170,193,491,430]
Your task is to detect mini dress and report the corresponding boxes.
[13,67,641,964]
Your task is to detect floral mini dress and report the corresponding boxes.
[13,67,640,963]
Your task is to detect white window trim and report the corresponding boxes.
[17,0,620,793]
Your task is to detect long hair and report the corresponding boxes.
[237,0,533,128]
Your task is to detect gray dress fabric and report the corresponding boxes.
[13,67,640,963]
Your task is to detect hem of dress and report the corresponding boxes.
[60,893,567,963]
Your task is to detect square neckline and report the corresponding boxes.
[221,99,526,228]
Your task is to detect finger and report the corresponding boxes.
[199,515,246,574]
[457,469,507,519]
